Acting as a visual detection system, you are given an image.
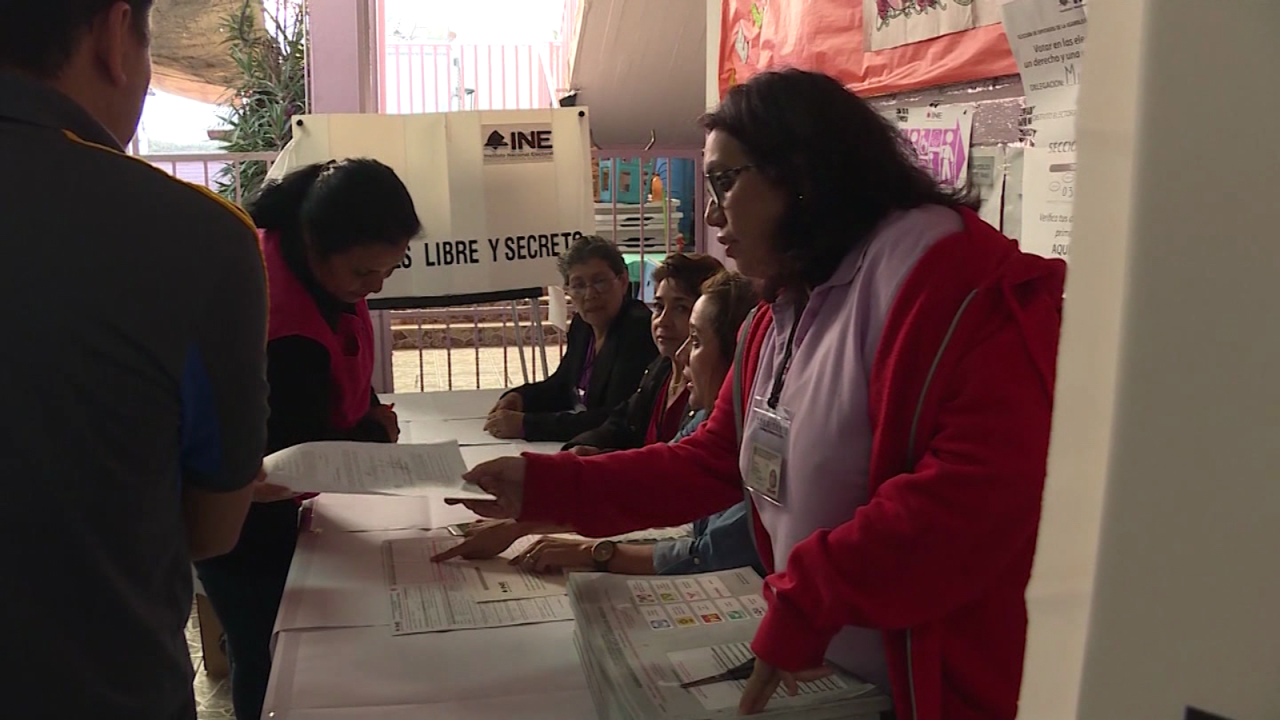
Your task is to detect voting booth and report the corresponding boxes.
[270,108,595,382]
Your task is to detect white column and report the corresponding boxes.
[1025,2,1280,719]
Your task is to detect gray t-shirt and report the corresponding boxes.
[0,73,268,719]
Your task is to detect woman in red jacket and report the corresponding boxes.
[452,69,1065,720]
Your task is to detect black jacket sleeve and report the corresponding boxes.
[562,356,672,451]
[266,335,391,454]
[522,299,659,442]
[507,315,588,413]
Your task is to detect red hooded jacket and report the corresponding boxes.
[520,209,1065,719]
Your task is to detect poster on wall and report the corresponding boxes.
[969,145,1007,230]
[890,104,975,188]
[721,0,1016,99]
[1001,0,1088,145]
[279,109,595,307]
[1019,146,1074,260]
[1001,0,1088,260]
[866,0,1005,52]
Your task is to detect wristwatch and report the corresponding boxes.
[590,540,617,572]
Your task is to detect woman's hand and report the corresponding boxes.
[445,457,528,519]
[367,404,400,442]
[484,409,525,439]
[738,659,835,715]
[430,520,527,562]
[251,471,299,504]
[510,537,594,573]
[569,445,610,457]
[491,392,524,414]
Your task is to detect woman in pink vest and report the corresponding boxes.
[194,159,422,720]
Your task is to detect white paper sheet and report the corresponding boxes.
[384,536,575,634]
[381,390,505,421]
[388,536,569,603]
[1001,0,1088,145]
[264,441,490,498]
[667,643,852,712]
[1020,146,1076,260]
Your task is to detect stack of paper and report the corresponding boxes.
[568,569,891,720]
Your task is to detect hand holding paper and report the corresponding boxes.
[263,440,494,498]
[445,456,527,518]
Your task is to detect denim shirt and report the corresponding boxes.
[651,409,765,576]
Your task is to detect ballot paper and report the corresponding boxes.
[263,440,491,498]
[569,569,890,720]
[386,536,568,603]
[384,536,574,635]
[668,643,852,712]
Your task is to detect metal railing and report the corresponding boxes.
[136,151,280,205]
[382,42,565,114]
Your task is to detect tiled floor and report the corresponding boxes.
[391,346,562,393]
[186,606,236,718]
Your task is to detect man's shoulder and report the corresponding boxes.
[61,131,258,239]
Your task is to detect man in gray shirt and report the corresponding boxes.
[0,2,268,718]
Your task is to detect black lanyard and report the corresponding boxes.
[767,308,804,410]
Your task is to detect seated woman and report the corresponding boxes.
[195,159,420,720]
[509,271,765,576]
[484,236,657,443]
[564,252,724,452]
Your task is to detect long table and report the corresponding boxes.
[263,391,594,720]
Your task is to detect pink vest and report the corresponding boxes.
[261,230,375,432]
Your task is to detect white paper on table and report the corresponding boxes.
[409,418,509,447]
[389,583,574,635]
[384,536,574,634]
[666,642,852,712]
[263,440,492,498]
[386,536,568,603]
[1001,0,1089,145]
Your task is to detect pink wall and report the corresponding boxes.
[308,0,371,113]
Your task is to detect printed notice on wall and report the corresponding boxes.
[1020,146,1075,260]
[1001,0,1088,145]
[890,104,975,189]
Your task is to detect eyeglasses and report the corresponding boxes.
[566,276,621,298]
[705,164,755,207]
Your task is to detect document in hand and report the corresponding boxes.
[263,440,492,498]
[569,569,891,720]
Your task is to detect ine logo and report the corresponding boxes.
[484,130,509,150]
[482,125,555,164]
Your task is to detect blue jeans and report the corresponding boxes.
[194,500,299,720]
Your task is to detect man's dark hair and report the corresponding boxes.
[701,69,977,297]
[652,253,724,299]
[557,235,627,282]
[0,1,154,78]
[248,159,423,258]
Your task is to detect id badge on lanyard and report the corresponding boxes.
[745,395,790,505]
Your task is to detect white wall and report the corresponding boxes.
[1028,1,1280,718]
[1016,0,1145,716]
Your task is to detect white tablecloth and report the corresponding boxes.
[265,391,592,720]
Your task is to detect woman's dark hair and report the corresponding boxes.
[556,235,627,281]
[247,159,422,258]
[699,271,760,359]
[701,69,977,295]
[652,253,725,299]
